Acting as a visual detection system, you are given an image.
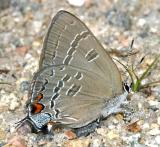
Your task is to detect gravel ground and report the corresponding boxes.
[0,0,160,146]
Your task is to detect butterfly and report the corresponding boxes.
[17,10,129,136]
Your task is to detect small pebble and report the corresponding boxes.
[5,136,26,147]
[142,123,150,129]
[67,0,85,7]
[148,100,159,106]
[155,135,160,144]
[16,46,29,56]
[19,80,30,92]
[91,139,102,147]
[148,129,160,135]
[9,94,19,111]
[9,100,19,111]
[0,129,6,140]
[63,139,90,147]
[96,127,107,136]
[107,131,119,140]
[32,21,43,33]
[137,18,146,27]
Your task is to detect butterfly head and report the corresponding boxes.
[123,82,132,93]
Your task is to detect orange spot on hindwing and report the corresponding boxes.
[30,103,44,114]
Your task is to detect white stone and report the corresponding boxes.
[67,0,85,7]
[148,129,160,135]
[137,18,146,27]
[155,135,160,144]
[96,127,107,136]
[107,130,119,139]
[91,139,101,147]
[150,27,157,33]
[9,100,19,110]
[142,123,150,129]
[138,102,143,109]
[148,100,159,106]
[108,124,116,129]
[122,133,141,144]
[32,21,43,33]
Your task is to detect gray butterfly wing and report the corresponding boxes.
[39,10,122,97]
[30,65,109,128]
[30,10,123,128]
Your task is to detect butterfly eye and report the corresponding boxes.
[30,103,44,114]
[123,82,132,93]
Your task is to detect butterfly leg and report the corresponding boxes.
[73,119,100,137]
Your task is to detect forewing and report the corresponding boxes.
[39,10,122,97]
